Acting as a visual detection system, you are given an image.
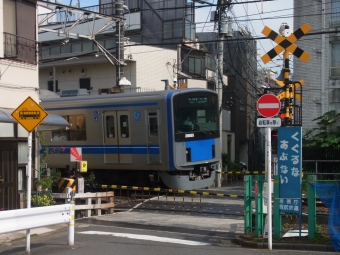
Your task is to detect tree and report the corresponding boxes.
[303,110,340,147]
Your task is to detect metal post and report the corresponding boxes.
[26,132,32,253]
[273,175,281,240]
[266,127,272,250]
[69,200,75,245]
[307,175,316,240]
[255,175,264,237]
[244,175,252,234]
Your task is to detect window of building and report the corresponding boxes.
[51,115,86,141]
[51,45,61,55]
[0,123,14,137]
[61,44,71,54]
[18,142,28,164]
[80,78,91,90]
[42,46,50,57]
[125,0,139,10]
[83,41,93,52]
[105,39,115,49]
[48,80,59,92]
[120,115,129,138]
[331,0,340,27]
[163,20,183,39]
[148,113,158,136]
[188,57,202,75]
[72,43,82,53]
[331,42,340,76]
[185,20,195,41]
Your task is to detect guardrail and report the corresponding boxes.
[0,203,74,252]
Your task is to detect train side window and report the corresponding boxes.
[52,115,86,141]
[68,115,86,141]
[120,115,129,138]
[106,115,115,138]
[148,112,158,136]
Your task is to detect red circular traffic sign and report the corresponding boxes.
[257,94,281,118]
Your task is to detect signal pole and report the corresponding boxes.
[115,0,124,87]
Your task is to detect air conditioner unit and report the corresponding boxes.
[81,68,86,76]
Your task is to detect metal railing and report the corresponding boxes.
[3,32,40,65]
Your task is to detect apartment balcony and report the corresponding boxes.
[3,32,41,65]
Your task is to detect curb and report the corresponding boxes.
[233,237,335,252]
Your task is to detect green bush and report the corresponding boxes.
[31,194,53,207]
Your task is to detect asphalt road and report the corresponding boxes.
[1,183,337,255]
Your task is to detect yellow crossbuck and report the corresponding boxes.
[261,23,311,64]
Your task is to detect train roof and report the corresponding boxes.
[40,88,217,103]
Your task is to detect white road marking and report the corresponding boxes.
[79,231,211,246]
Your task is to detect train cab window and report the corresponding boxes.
[51,114,86,141]
[106,115,115,138]
[120,115,129,138]
[148,112,158,136]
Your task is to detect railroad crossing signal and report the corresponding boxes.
[276,80,305,101]
[261,23,311,64]
[11,97,48,133]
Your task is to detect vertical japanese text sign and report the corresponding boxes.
[278,127,302,213]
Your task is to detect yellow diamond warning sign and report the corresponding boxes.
[11,96,48,133]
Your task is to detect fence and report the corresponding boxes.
[52,191,114,217]
[244,175,333,241]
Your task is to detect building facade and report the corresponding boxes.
[293,1,336,130]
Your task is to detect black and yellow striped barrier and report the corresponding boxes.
[58,178,76,193]
[97,184,244,199]
[220,171,266,175]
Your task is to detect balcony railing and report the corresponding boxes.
[3,32,41,65]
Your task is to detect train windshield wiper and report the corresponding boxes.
[209,130,217,134]
[200,131,207,135]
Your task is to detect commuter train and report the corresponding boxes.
[40,88,221,190]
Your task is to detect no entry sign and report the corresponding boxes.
[257,94,280,118]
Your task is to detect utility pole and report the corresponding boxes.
[216,0,232,187]
[115,0,124,87]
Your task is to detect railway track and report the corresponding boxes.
[110,190,245,217]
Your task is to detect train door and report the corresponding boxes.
[103,111,132,164]
[146,109,161,164]
[0,142,18,210]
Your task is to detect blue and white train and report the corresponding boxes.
[40,88,221,190]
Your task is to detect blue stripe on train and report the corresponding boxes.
[41,145,159,155]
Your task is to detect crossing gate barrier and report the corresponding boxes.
[58,178,76,193]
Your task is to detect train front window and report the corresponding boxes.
[173,92,219,140]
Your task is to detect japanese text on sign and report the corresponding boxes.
[278,127,302,213]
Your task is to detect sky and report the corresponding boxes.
[194,0,294,75]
